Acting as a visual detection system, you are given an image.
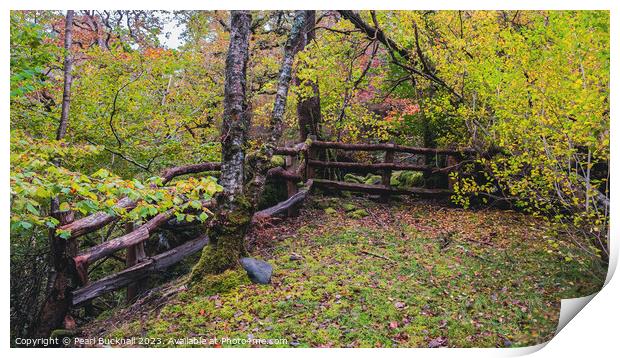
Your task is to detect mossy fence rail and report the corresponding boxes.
[37,139,473,336]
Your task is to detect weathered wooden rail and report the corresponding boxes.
[39,139,471,336]
[304,137,471,199]
[60,145,305,309]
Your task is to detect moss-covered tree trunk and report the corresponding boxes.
[192,11,308,278]
[192,10,253,277]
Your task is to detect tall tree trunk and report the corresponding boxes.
[191,11,308,278]
[219,11,252,202]
[246,10,307,205]
[32,11,75,340]
[56,10,74,140]
[296,11,322,141]
[191,10,253,277]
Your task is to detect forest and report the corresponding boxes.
[10,10,609,348]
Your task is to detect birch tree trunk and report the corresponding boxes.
[191,10,253,276]
[192,11,309,277]
[245,10,307,205]
[56,10,74,141]
[219,10,252,202]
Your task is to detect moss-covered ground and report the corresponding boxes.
[85,195,604,348]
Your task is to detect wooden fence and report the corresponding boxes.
[44,139,471,326]
[305,138,473,200]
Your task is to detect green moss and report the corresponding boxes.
[347,209,368,219]
[324,207,337,215]
[94,195,603,348]
[270,155,285,167]
[364,174,382,185]
[257,177,288,210]
[397,171,424,188]
[342,203,356,212]
[51,329,76,339]
[190,197,252,279]
[190,269,250,296]
[344,173,365,184]
[316,197,339,209]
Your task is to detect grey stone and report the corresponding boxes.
[289,252,303,261]
[240,257,272,284]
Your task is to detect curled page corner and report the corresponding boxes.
[504,342,549,356]
[510,292,601,356]
[552,230,616,339]
[555,294,597,335]
[510,232,617,355]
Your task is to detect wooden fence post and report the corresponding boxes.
[284,140,299,217]
[446,154,458,191]
[125,222,146,303]
[305,135,317,180]
[380,144,395,202]
[33,207,75,338]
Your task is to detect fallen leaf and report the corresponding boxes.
[428,336,447,348]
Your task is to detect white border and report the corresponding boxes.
[2,1,618,357]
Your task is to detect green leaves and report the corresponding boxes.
[76,199,99,214]
[56,229,72,240]
[10,129,224,234]
[25,202,39,215]
[189,200,202,210]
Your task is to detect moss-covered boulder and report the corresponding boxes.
[390,171,402,186]
[364,174,382,185]
[344,173,365,184]
[396,171,424,188]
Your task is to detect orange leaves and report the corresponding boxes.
[384,98,420,123]
[143,47,171,59]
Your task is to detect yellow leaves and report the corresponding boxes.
[33,186,50,199]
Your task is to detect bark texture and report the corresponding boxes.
[32,210,75,339]
[219,10,252,202]
[56,10,74,141]
[191,11,253,277]
[296,10,322,141]
[246,10,308,206]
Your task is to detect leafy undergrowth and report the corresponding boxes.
[84,195,604,348]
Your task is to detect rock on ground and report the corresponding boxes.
[240,257,273,284]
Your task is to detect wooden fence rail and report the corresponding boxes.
[63,145,311,309]
[37,139,472,336]
[310,140,474,156]
[72,234,211,306]
[305,139,472,197]
[307,159,431,172]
